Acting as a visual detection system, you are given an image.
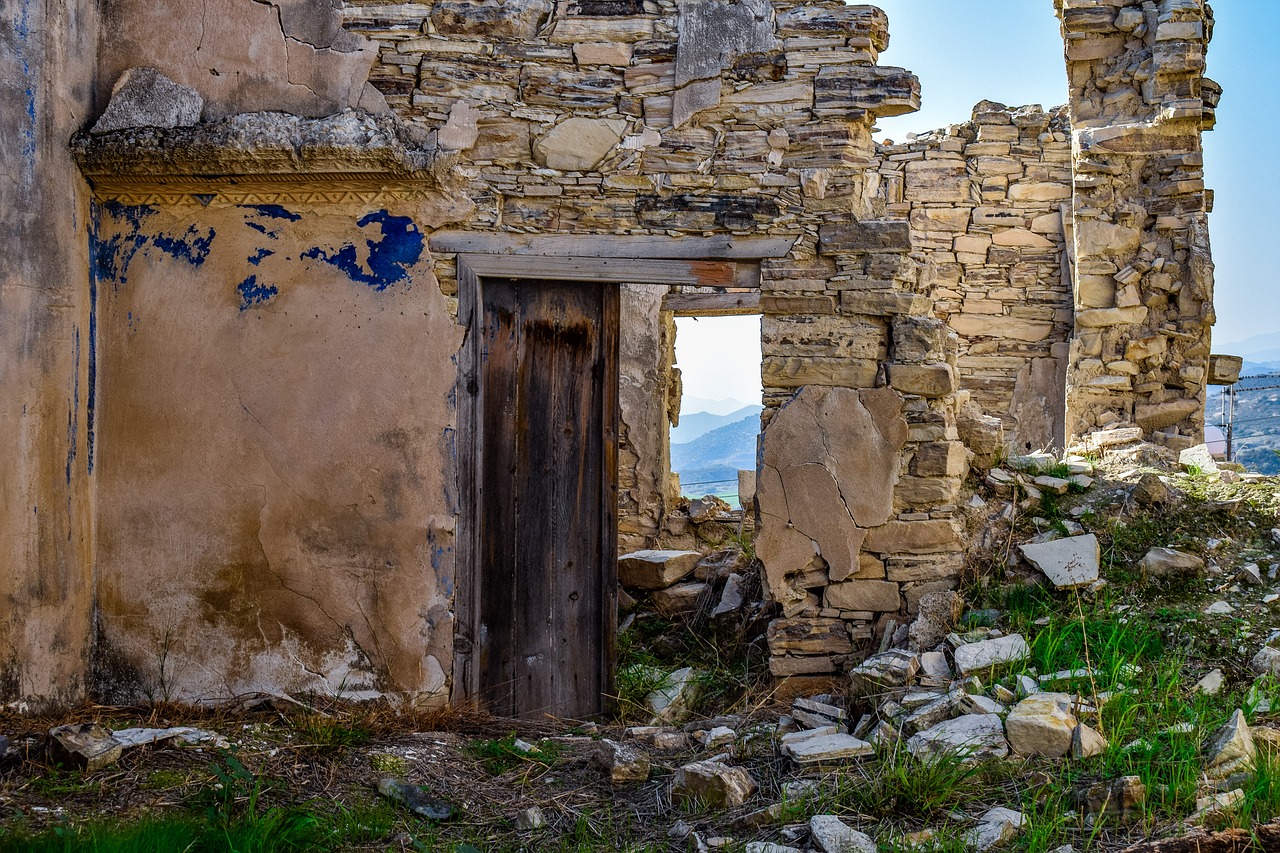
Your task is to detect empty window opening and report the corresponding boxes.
[670,315,763,510]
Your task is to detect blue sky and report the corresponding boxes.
[677,1,1276,408]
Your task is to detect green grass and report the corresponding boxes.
[806,748,1000,822]
[465,732,562,776]
[288,711,373,751]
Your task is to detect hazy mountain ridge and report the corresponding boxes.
[671,404,763,445]
[671,413,759,496]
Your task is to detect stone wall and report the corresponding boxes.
[0,0,99,710]
[871,104,1075,452]
[1057,0,1218,445]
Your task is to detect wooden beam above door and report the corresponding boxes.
[457,253,761,289]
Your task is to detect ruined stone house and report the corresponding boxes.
[0,0,1223,717]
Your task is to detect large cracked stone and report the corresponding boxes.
[757,387,907,598]
[952,634,1030,676]
[1005,693,1077,758]
[670,760,757,809]
[906,714,1009,762]
[1019,535,1100,589]
[534,117,628,171]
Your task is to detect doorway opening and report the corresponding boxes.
[669,314,763,510]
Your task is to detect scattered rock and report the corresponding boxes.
[1019,535,1100,589]
[1191,789,1244,824]
[515,805,545,830]
[745,844,801,853]
[1138,547,1205,577]
[1132,472,1172,506]
[712,573,747,616]
[1195,669,1226,696]
[377,777,454,820]
[647,666,702,724]
[1179,444,1220,475]
[849,650,920,696]
[1204,601,1234,616]
[111,726,229,750]
[952,634,1030,676]
[1251,647,1280,678]
[1071,723,1107,759]
[1083,775,1145,820]
[699,726,736,749]
[688,495,733,522]
[809,815,877,853]
[782,733,874,766]
[906,714,1009,762]
[963,807,1026,852]
[592,739,650,784]
[652,581,709,614]
[1006,693,1078,758]
[618,550,701,590]
[671,760,758,809]
[48,723,124,772]
[1205,709,1255,777]
[792,697,847,730]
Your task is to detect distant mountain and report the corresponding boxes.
[1243,360,1280,377]
[672,405,762,445]
[1219,331,1280,364]
[671,414,759,497]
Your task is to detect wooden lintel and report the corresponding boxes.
[459,254,760,288]
[663,291,762,316]
[432,231,795,261]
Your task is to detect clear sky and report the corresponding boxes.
[675,1,1277,409]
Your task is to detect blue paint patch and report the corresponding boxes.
[15,0,36,183]
[302,211,424,292]
[193,194,216,207]
[245,204,302,222]
[87,203,101,475]
[247,248,275,266]
[151,225,215,267]
[238,275,279,310]
[245,221,271,237]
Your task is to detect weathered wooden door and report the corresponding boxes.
[474,278,619,719]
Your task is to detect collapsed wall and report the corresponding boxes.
[872,104,1075,452]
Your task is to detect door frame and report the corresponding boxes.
[448,244,792,712]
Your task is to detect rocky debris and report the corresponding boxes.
[791,697,846,730]
[1005,693,1079,758]
[619,550,701,590]
[1019,535,1100,589]
[1132,472,1174,506]
[1250,646,1280,677]
[1138,547,1206,578]
[1083,775,1146,821]
[1204,601,1234,616]
[906,714,1010,762]
[0,735,7,762]
[1194,669,1226,695]
[698,726,737,750]
[963,807,1026,852]
[908,591,964,652]
[745,844,801,853]
[647,666,701,724]
[671,760,757,809]
[112,726,229,749]
[516,805,545,830]
[1071,723,1108,759]
[377,777,454,820]
[48,724,125,772]
[1191,789,1244,825]
[1179,444,1220,476]
[712,573,748,617]
[952,634,1030,676]
[1204,710,1255,778]
[592,739,650,784]
[849,650,919,696]
[92,67,203,135]
[781,731,874,765]
[652,581,709,614]
[688,495,733,523]
[808,815,876,853]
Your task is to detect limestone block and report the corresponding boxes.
[1076,306,1149,328]
[92,68,203,135]
[782,732,875,765]
[905,160,969,203]
[914,442,968,478]
[1007,182,1071,203]
[910,207,971,233]
[1179,444,1220,475]
[1072,723,1108,759]
[671,78,722,129]
[825,580,900,613]
[762,357,879,389]
[670,760,757,808]
[818,221,912,254]
[849,649,920,695]
[533,117,628,171]
[652,582,708,614]
[1075,219,1142,258]
[767,619,854,655]
[618,550,701,590]
[953,634,1030,676]
[949,314,1053,342]
[863,520,960,555]
[991,228,1055,249]
[48,724,125,772]
[813,64,921,118]
[1018,535,1100,589]
[1138,547,1205,577]
[431,0,553,39]
[1135,399,1199,431]
[895,476,961,507]
[809,816,877,853]
[593,739,651,784]
[1006,693,1077,757]
[1209,355,1244,385]
[1206,709,1255,777]
[840,292,930,316]
[905,714,1009,762]
[887,363,956,398]
[573,43,635,66]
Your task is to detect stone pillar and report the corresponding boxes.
[0,0,99,708]
[1058,0,1218,446]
